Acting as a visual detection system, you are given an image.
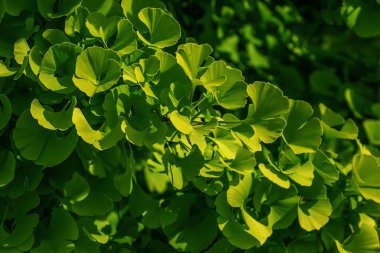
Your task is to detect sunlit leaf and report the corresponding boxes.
[39,42,82,94]
[30,97,76,131]
[283,100,322,154]
[352,154,380,203]
[73,46,121,97]
[245,82,289,143]
[72,108,124,151]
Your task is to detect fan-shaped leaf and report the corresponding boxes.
[169,110,193,134]
[245,82,289,143]
[200,60,227,89]
[352,154,380,203]
[283,100,322,154]
[121,0,166,31]
[73,46,121,97]
[298,198,332,231]
[63,173,90,203]
[0,60,17,77]
[336,224,380,253]
[258,163,290,189]
[176,43,213,81]
[30,97,76,131]
[319,104,358,140]
[39,42,82,94]
[227,173,252,208]
[136,8,181,48]
[72,108,124,151]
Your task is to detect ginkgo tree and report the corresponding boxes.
[0,0,379,252]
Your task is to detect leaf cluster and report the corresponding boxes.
[0,0,379,252]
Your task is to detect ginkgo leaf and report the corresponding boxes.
[176,43,213,81]
[258,163,290,189]
[336,224,380,253]
[122,115,167,147]
[42,29,71,45]
[63,172,90,203]
[169,110,193,134]
[30,97,76,131]
[267,196,299,229]
[283,100,322,154]
[86,13,138,56]
[121,0,166,32]
[29,46,43,76]
[72,108,124,151]
[232,123,262,153]
[39,42,82,94]
[86,13,120,42]
[227,173,252,208]
[136,8,181,48]
[241,207,272,245]
[13,38,30,64]
[216,192,267,249]
[200,60,227,89]
[110,19,138,56]
[229,148,256,173]
[73,46,121,97]
[212,67,247,110]
[245,82,289,143]
[298,198,332,231]
[312,150,339,185]
[283,161,314,187]
[319,104,358,140]
[64,6,89,37]
[13,110,78,167]
[209,133,242,160]
[352,154,380,203]
[0,60,17,77]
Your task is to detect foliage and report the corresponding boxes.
[0,0,379,252]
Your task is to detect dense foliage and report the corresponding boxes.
[0,0,379,252]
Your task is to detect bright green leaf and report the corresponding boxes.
[72,108,124,151]
[283,100,322,154]
[30,97,76,131]
[39,42,82,94]
[136,7,181,48]
[245,82,289,143]
[73,46,121,97]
